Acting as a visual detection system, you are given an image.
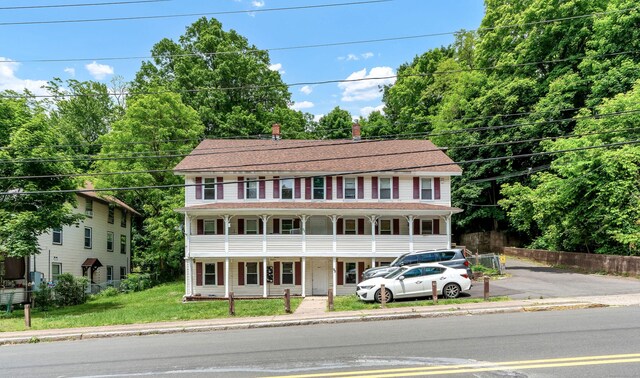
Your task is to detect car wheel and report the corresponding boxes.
[442,283,461,299]
[374,288,393,303]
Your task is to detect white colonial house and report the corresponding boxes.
[175,125,462,299]
[34,183,138,289]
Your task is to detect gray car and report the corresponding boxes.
[362,248,472,280]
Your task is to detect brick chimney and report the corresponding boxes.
[272,123,281,140]
[352,123,361,141]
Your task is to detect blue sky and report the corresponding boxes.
[0,0,484,120]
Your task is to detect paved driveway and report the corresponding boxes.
[468,257,640,300]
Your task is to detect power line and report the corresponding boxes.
[3,138,638,196]
[0,0,170,11]
[0,0,392,26]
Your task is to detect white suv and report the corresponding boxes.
[356,263,472,303]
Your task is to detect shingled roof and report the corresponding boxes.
[174,139,462,174]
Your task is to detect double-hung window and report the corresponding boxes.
[85,199,93,217]
[120,266,127,280]
[344,219,357,235]
[120,235,127,254]
[51,263,62,282]
[345,262,357,284]
[313,177,325,199]
[204,178,217,200]
[379,178,392,199]
[344,178,356,199]
[52,228,63,245]
[246,262,259,285]
[421,178,433,200]
[281,219,294,234]
[108,205,115,224]
[84,227,92,249]
[282,262,294,285]
[245,219,259,235]
[379,219,392,235]
[245,178,258,199]
[107,231,114,252]
[281,178,294,199]
[204,263,217,285]
[106,266,113,282]
[421,219,434,235]
[203,220,216,235]
[121,209,127,228]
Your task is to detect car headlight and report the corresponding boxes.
[358,285,375,290]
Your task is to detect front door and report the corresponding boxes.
[312,259,329,296]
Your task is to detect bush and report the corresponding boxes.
[97,286,119,297]
[119,273,153,293]
[33,283,54,311]
[53,273,88,306]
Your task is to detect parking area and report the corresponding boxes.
[468,257,640,299]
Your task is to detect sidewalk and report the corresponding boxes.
[2,293,639,346]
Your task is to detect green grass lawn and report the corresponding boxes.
[333,295,509,312]
[0,281,302,332]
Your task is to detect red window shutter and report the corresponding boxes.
[326,176,333,200]
[372,177,378,199]
[217,177,224,200]
[217,261,224,286]
[336,176,343,199]
[357,177,364,199]
[357,261,365,283]
[237,218,244,234]
[392,218,400,235]
[294,178,301,199]
[357,218,365,235]
[273,176,280,199]
[195,177,202,200]
[413,219,420,235]
[274,261,281,285]
[305,177,312,199]
[337,218,344,234]
[196,262,202,286]
[259,262,264,285]
[238,177,244,199]
[434,178,441,200]
[434,219,440,234]
[413,177,420,199]
[393,177,399,199]
[293,219,300,229]
[217,219,224,235]
[196,219,204,235]
[238,262,244,286]
[259,218,264,234]
[337,261,344,285]
[273,218,280,234]
[259,177,266,199]
[294,261,302,285]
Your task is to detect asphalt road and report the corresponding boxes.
[466,257,640,300]
[2,306,639,377]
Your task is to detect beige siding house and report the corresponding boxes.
[175,125,463,299]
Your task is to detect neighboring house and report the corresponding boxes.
[35,183,138,289]
[174,124,463,299]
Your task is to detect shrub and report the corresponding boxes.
[98,286,119,297]
[53,273,88,306]
[119,273,153,293]
[33,282,54,311]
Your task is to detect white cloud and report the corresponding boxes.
[346,54,359,61]
[268,63,285,75]
[313,114,324,123]
[85,61,114,80]
[360,104,385,117]
[64,67,76,77]
[361,52,374,59]
[338,66,396,102]
[290,101,314,111]
[252,0,265,7]
[300,85,313,95]
[0,57,49,95]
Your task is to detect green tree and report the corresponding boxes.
[133,17,291,137]
[93,90,204,279]
[315,107,353,139]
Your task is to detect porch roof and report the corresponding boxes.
[176,202,462,216]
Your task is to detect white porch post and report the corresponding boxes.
[224,215,232,298]
[446,212,452,249]
[300,215,309,297]
[184,215,193,297]
[332,257,337,297]
[261,214,270,298]
[368,215,378,266]
[330,215,338,296]
[406,215,415,253]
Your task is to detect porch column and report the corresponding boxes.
[406,215,415,253]
[332,257,337,297]
[302,257,307,298]
[300,215,309,297]
[261,214,270,298]
[446,212,452,249]
[330,215,339,297]
[224,215,232,298]
[367,215,379,265]
[184,215,193,297]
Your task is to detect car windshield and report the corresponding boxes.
[389,253,409,267]
[384,267,406,279]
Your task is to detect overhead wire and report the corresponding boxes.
[0,0,170,11]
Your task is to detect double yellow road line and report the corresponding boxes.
[265,353,640,377]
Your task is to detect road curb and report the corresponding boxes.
[0,302,604,346]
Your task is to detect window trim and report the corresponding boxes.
[120,235,127,254]
[280,178,294,200]
[245,262,259,285]
[52,228,63,245]
[344,218,357,235]
[120,266,127,280]
[379,177,392,200]
[344,262,357,285]
[106,265,114,282]
[203,178,217,200]
[281,262,294,285]
[280,218,294,234]
[245,177,258,199]
[421,219,434,235]
[85,199,93,217]
[421,177,434,201]
[343,177,357,200]
[84,227,92,249]
[312,176,325,200]
[245,219,259,235]
[107,231,114,252]
[51,262,62,282]
[120,208,127,228]
[108,205,115,224]
[203,263,217,286]
[203,219,217,235]
[379,219,392,235]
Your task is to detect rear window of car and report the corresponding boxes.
[400,255,419,265]
[418,253,438,263]
[440,251,457,261]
